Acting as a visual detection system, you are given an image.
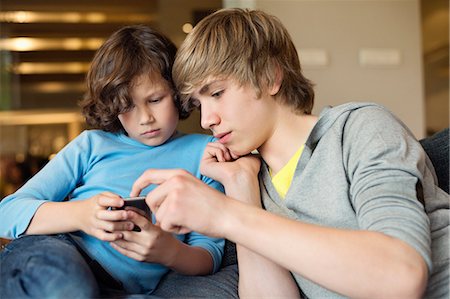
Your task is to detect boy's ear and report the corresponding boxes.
[269,65,283,96]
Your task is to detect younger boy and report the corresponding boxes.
[131,8,449,299]
[0,25,224,297]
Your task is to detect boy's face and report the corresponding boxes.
[191,77,277,156]
[118,74,178,147]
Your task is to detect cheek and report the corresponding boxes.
[165,102,180,124]
[117,113,134,132]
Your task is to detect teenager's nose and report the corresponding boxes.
[200,105,219,130]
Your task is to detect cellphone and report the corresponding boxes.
[115,196,151,232]
[119,196,151,215]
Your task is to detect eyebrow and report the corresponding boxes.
[198,83,211,95]
[144,86,172,97]
[198,79,222,95]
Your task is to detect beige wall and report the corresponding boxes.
[225,0,426,138]
[158,0,221,134]
[421,0,449,134]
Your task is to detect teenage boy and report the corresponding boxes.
[131,8,449,299]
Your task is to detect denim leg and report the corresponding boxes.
[1,234,100,299]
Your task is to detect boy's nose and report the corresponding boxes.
[200,105,220,130]
[139,109,155,125]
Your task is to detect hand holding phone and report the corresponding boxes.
[116,196,151,232]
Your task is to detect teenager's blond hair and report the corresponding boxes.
[173,8,314,114]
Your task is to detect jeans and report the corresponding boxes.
[0,234,159,299]
[1,234,99,298]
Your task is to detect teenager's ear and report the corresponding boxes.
[269,64,283,96]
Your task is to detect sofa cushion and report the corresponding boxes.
[153,264,238,298]
[420,128,449,193]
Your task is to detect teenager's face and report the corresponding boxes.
[191,78,276,156]
[118,74,179,146]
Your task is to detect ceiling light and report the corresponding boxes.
[182,23,193,34]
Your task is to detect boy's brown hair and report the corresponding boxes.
[173,8,314,114]
[80,25,188,133]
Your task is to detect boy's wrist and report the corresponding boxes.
[224,173,261,208]
[159,233,182,268]
[71,200,88,232]
[223,168,254,190]
[220,198,257,242]
[222,155,261,193]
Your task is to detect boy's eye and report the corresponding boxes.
[211,90,223,98]
[148,97,162,104]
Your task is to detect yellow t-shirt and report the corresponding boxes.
[270,144,305,199]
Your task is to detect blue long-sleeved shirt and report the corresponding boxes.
[0,130,224,294]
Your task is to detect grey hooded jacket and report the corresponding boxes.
[260,102,449,298]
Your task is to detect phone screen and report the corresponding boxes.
[115,196,151,232]
[121,196,151,215]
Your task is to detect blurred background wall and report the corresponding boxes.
[228,0,448,138]
[0,0,448,197]
[256,0,426,136]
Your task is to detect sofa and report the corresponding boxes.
[152,128,449,298]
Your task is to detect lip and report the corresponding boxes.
[214,131,232,144]
[141,129,161,137]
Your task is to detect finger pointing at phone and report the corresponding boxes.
[130,169,184,197]
[130,168,229,238]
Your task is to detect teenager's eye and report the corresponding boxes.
[211,90,224,98]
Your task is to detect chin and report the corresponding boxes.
[142,139,164,147]
[231,148,253,157]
